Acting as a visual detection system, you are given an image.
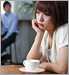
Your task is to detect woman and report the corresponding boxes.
[27,1,68,74]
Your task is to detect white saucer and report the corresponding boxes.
[19,67,45,73]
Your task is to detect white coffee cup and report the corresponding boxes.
[23,59,40,70]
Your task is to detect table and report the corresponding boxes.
[0,65,56,74]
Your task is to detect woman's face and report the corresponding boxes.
[36,9,55,31]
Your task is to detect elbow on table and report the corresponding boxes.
[58,69,67,74]
[57,65,68,74]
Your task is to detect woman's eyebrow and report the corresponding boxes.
[36,9,40,12]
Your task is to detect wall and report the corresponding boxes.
[11,20,36,64]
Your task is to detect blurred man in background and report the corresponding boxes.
[1,1,19,65]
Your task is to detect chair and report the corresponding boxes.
[9,41,18,64]
[1,40,18,65]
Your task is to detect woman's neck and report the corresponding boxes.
[47,30,54,38]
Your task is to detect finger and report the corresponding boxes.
[38,25,45,31]
[40,57,47,63]
[32,19,40,31]
[32,19,37,27]
[39,63,44,69]
[32,20,39,28]
[39,25,44,29]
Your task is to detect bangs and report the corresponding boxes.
[36,2,48,12]
[36,1,55,16]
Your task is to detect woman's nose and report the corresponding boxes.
[39,15,44,22]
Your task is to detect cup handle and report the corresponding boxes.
[23,61,25,66]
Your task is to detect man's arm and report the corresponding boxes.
[3,15,18,40]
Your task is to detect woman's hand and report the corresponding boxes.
[39,62,48,70]
[40,56,48,63]
[32,19,45,34]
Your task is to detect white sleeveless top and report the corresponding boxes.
[40,24,68,63]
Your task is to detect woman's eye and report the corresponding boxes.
[44,11,50,16]
[36,11,40,14]
[36,10,41,14]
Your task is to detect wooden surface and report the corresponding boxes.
[0,65,56,74]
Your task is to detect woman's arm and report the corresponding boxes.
[27,19,45,59]
[27,32,44,59]
[40,47,68,74]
